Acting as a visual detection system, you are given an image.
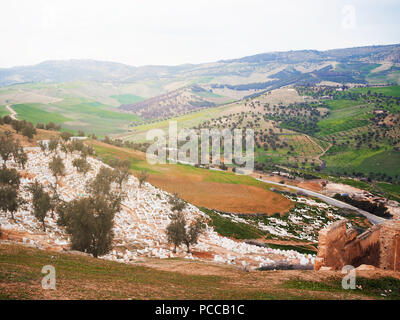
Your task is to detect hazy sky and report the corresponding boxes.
[0,0,399,68]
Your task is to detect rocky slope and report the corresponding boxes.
[0,144,315,269]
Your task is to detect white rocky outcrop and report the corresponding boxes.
[0,146,315,269]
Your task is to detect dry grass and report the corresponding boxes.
[0,243,388,300]
[0,124,60,147]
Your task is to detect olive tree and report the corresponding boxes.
[165,194,203,253]
[64,197,116,258]
[28,181,51,231]
[0,167,23,221]
[62,167,125,257]
[72,157,91,175]
[0,134,15,168]
[49,155,65,184]
[137,170,148,188]
[48,139,59,154]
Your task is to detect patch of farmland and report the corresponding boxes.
[12,103,71,124]
[110,94,145,105]
[351,85,400,97]
[0,105,10,117]
[91,140,294,215]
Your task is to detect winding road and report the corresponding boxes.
[255,177,386,225]
[6,105,18,120]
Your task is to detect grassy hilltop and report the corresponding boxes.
[2,243,400,300]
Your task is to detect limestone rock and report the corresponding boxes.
[355,264,376,271]
[319,266,332,271]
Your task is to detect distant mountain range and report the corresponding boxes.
[1,43,399,88]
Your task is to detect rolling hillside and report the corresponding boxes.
[1,44,399,90]
[4,243,400,300]
[118,85,231,119]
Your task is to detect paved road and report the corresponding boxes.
[255,178,386,225]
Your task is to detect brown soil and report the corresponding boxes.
[90,140,293,215]
[149,175,293,214]
[298,180,324,192]
[0,124,60,147]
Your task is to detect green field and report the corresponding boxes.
[360,150,400,176]
[110,94,145,104]
[91,141,280,192]
[351,85,400,97]
[317,101,373,137]
[321,145,396,174]
[12,103,71,124]
[0,105,10,117]
[325,99,363,110]
[11,99,142,136]
[194,90,223,99]
[122,104,232,142]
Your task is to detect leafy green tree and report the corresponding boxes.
[46,122,61,131]
[38,140,48,155]
[62,168,125,257]
[182,218,203,253]
[110,159,131,188]
[11,120,25,134]
[166,194,186,252]
[60,143,68,154]
[81,145,94,158]
[65,197,115,258]
[0,186,22,221]
[60,131,73,142]
[87,166,114,196]
[0,134,26,169]
[166,213,185,253]
[49,183,61,219]
[14,144,27,169]
[0,134,15,168]
[48,139,59,154]
[22,123,36,140]
[165,194,203,253]
[72,157,91,175]
[114,166,130,188]
[0,167,22,220]
[49,155,65,184]
[28,181,51,231]
[70,140,84,153]
[169,193,186,213]
[55,200,70,227]
[2,116,11,124]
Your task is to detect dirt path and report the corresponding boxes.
[303,134,332,164]
[317,141,332,161]
[6,105,17,120]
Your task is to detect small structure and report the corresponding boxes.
[315,219,400,271]
[379,220,400,271]
[70,136,87,141]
